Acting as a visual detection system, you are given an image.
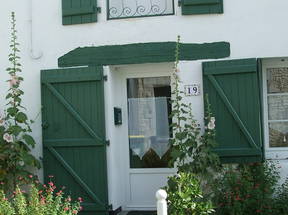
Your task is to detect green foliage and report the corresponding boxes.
[213,162,281,215]
[0,182,82,215]
[273,178,288,214]
[165,172,215,215]
[0,12,40,192]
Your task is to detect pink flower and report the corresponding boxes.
[0,118,4,126]
[72,210,78,214]
[28,175,33,178]
[9,75,20,88]
[78,197,83,202]
[64,207,69,211]
[56,190,62,196]
[3,133,13,143]
[48,181,54,187]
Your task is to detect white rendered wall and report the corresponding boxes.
[1,0,288,209]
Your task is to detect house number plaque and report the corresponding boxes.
[184,84,200,96]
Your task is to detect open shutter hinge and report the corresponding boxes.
[106,140,110,146]
[103,75,108,81]
[97,7,101,13]
[178,0,182,6]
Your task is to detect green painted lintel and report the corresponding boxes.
[58,41,230,67]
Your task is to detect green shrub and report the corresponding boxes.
[0,182,82,215]
[165,172,215,215]
[273,178,288,214]
[213,162,280,215]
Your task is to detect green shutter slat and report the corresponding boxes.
[214,148,261,157]
[181,0,223,15]
[62,0,97,25]
[44,139,104,147]
[183,0,220,6]
[41,66,109,214]
[41,67,103,83]
[63,6,95,16]
[204,65,258,75]
[203,58,263,164]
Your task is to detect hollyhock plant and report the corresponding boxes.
[0,12,40,192]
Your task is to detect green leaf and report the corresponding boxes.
[15,112,27,123]
[7,107,18,116]
[6,93,13,99]
[8,125,22,136]
[23,134,36,148]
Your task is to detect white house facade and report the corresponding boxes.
[1,0,288,214]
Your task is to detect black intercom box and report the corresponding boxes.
[114,107,122,125]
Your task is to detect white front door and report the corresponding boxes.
[115,63,176,211]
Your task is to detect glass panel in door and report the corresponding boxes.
[127,77,171,168]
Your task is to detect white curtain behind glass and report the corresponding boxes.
[128,97,170,159]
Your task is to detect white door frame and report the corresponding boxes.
[113,63,176,211]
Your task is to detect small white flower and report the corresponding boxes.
[207,120,215,130]
[3,133,13,143]
[210,117,215,122]
[19,161,24,166]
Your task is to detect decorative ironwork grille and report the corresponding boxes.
[107,0,174,19]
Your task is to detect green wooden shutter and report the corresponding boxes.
[41,66,109,215]
[181,0,223,15]
[203,58,263,163]
[62,0,98,25]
